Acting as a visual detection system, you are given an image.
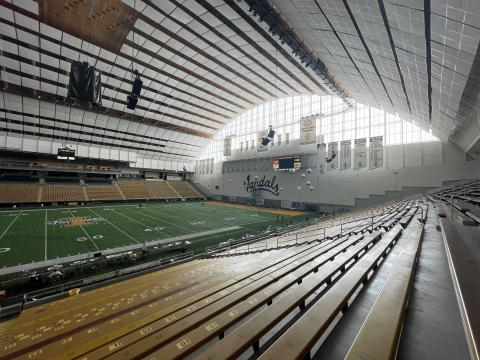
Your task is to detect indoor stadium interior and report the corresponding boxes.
[0,0,479,359]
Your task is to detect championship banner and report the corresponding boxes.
[327,141,338,171]
[300,117,316,144]
[317,143,326,174]
[354,138,367,170]
[369,136,384,169]
[257,130,268,152]
[223,137,232,156]
[340,140,351,170]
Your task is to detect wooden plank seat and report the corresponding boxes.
[23,238,353,359]
[4,257,270,358]
[6,249,305,357]
[193,227,402,360]
[85,233,377,360]
[399,208,417,228]
[255,226,403,360]
[466,206,480,223]
[148,233,388,360]
[382,216,399,230]
[457,213,478,226]
[344,223,425,360]
[453,201,471,213]
[439,218,480,359]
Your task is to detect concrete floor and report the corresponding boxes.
[312,208,470,360]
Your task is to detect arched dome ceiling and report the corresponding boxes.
[0,0,479,162]
[253,0,480,152]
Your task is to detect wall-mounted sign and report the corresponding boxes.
[223,137,232,156]
[370,136,384,169]
[300,117,316,144]
[354,138,367,170]
[340,140,351,170]
[244,174,279,196]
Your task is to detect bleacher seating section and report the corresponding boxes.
[41,184,86,202]
[2,196,433,360]
[0,180,204,204]
[168,180,204,198]
[117,180,153,199]
[85,185,123,201]
[0,183,38,203]
[429,180,480,358]
[145,181,180,199]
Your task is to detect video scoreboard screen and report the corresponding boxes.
[57,147,75,161]
[273,155,301,172]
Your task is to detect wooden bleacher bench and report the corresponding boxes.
[145,233,386,360]
[466,206,480,223]
[439,217,480,359]
[23,238,350,359]
[457,213,478,226]
[87,234,376,359]
[344,223,425,360]
[256,226,403,360]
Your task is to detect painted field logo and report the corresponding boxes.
[47,216,104,227]
[244,174,279,196]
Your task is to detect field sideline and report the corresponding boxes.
[0,201,310,268]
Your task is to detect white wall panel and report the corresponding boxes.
[6,135,22,150]
[22,137,37,152]
[110,148,120,160]
[99,147,110,159]
[89,146,100,159]
[404,143,422,168]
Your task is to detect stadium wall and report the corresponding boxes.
[193,142,480,208]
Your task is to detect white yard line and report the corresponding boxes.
[67,209,99,250]
[0,211,21,241]
[44,210,48,261]
[87,208,140,244]
[110,209,170,236]
[125,207,195,232]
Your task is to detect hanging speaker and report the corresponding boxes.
[67,61,102,106]
[127,94,138,110]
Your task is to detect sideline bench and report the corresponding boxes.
[256,226,403,360]
[440,218,480,360]
[344,223,425,360]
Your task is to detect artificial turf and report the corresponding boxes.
[0,201,314,268]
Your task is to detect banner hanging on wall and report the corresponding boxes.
[369,136,384,169]
[257,130,268,152]
[354,138,367,170]
[340,140,351,170]
[327,142,338,171]
[300,117,316,144]
[317,143,326,174]
[223,137,232,156]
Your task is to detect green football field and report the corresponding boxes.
[0,201,311,268]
